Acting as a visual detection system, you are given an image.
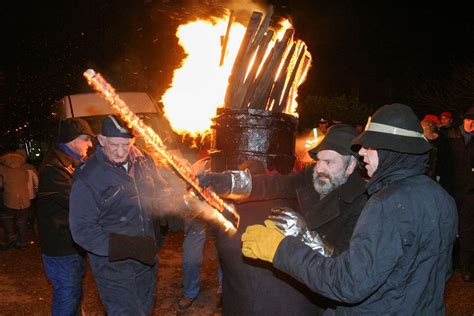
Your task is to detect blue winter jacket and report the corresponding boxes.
[274,169,458,314]
[69,145,167,257]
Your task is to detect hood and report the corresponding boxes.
[0,152,26,169]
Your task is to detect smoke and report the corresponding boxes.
[175,0,271,23]
[150,155,237,235]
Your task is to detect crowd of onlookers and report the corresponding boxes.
[0,105,472,315]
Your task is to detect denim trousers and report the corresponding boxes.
[42,253,86,316]
[182,218,222,299]
[88,254,158,316]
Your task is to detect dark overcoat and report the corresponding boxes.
[273,171,458,314]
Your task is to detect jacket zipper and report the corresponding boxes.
[133,175,146,236]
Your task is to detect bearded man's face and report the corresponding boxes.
[312,150,352,197]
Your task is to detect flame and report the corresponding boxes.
[162,15,310,136]
[161,18,246,136]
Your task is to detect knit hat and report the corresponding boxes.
[352,103,432,154]
[440,111,453,119]
[309,123,359,159]
[101,115,133,138]
[58,118,94,143]
[423,114,439,125]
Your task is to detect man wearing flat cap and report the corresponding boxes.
[198,123,368,313]
[241,103,458,314]
[36,117,94,315]
[69,115,170,315]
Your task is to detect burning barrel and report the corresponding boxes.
[210,108,298,175]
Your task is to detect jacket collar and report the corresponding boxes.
[297,172,366,229]
[54,145,81,174]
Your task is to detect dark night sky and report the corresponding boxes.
[2,0,474,143]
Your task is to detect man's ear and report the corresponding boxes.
[97,134,106,147]
[346,157,357,176]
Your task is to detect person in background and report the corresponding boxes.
[420,117,448,182]
[0,149,38,250]
[241,103,457,314]
[446,106,474,282]
[439,111,455,137]
[177,134,223,313]
[69,115,171,315]
[36,117,94,315]
[318,118,329,135]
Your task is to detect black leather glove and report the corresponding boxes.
[197,172,232,195]
[108,233,158,266]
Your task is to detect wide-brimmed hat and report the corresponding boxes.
[101,115,134,138]
[309,123,358,160]
[351,103,432,154]
[58,118,95,143]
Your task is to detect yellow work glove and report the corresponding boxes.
[241,220,285,263]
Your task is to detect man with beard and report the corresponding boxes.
[198,124,368,313]
[242,104,458,314]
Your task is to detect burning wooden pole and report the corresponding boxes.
[83,69,240,232]
[222,8,311,113]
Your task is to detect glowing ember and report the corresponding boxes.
[83,69,240,231]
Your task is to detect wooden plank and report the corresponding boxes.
[219,10,234,67]
[248,28,294,110]
[233,30,274,109]
[223,11,262,108]
[283,52,312,114]
[279,43,306,113]
[268,41,297,112]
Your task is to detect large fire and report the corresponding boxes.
[161,14,309,136]
[161,18,246,136]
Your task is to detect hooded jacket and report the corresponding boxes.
[273,152,458,314]
[0,152,37,210]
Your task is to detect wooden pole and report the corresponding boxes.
[219,10,234,67]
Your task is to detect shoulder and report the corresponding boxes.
[74,156,101,180]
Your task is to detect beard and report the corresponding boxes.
[312,167,350,198]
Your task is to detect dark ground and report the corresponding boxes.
[1,230,473,315]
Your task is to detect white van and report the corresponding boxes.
[54,92,180,149]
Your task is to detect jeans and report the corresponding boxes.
[182,218,222,299]
[42,253,86,316]
[88,254,158,316]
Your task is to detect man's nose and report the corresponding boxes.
[315,162,326,174]
[117,145,126,156]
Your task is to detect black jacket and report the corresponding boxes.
[215,198,320,315]
[249,168,368,255]
[36,145,83,256]
[274,169,458,314]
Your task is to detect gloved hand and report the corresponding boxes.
[268,207,307,238]
[241,220,285,263]
[108,233,159,266]
[268,207,333,257]
[198,172,233,195]
[198,170,252,200]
